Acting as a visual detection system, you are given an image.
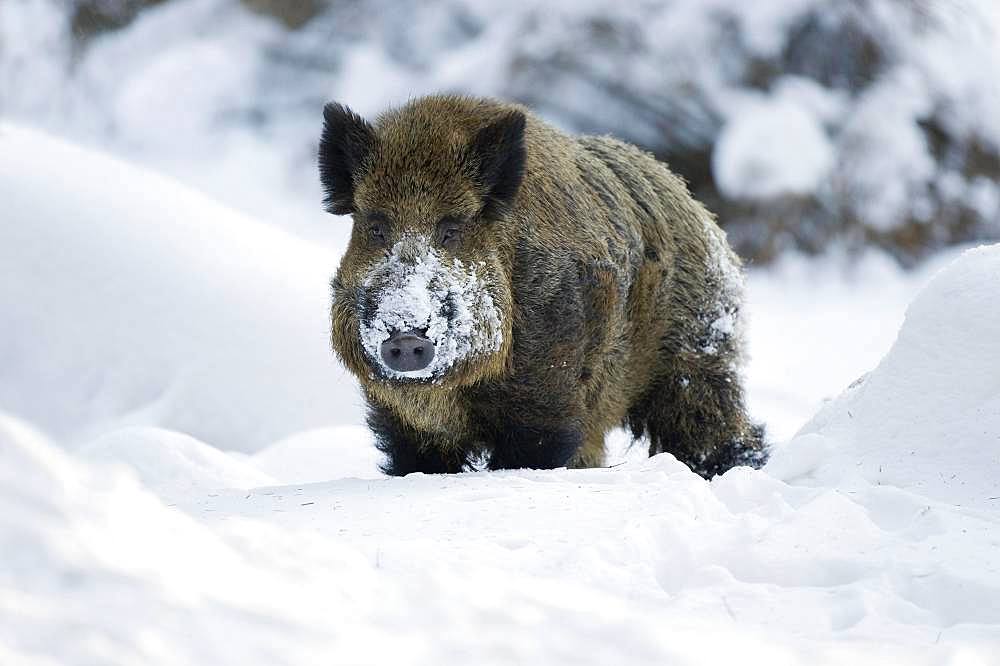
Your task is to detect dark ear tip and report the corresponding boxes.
[469,107,528,217]
[494,109,527,141]
[322,102,353,125]
[318,101,375,216]
[506,109,527,131]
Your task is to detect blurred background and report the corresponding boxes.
[1,0,999,448]
[4,0,998,259]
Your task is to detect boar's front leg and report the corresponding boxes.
[367,402,472,475]
[487,424,583,471]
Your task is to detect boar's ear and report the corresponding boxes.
[468,110,526,218]
[319,102,377,215]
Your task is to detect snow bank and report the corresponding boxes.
[249,425,382,483]
[81,426,276,500]
[770,244,1000,509]
[743,249,958,441]
[0,123,362,453]
[0,411,401,665]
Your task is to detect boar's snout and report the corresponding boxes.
[380,329,435,372]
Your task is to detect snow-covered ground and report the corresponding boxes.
[2,125,998,663]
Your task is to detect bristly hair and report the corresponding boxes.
[467,110,527,220]
[318,102,377,215]
[367,400,474,475]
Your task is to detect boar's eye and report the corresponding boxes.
[436,216,463,250]
[370,224,387,243]
[366,214,389,246]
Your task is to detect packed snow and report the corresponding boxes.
[2,119,999,664]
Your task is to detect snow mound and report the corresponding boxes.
[770,244,1000,509]
[0,411,400,665]
[0,123,362,453]
[81,427,276,500]
[250,425,383,483]
[743,248,957,441]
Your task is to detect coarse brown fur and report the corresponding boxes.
[321,94,767,477]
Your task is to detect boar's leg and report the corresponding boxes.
[487,424,583,471]
[367,402,473,475]
[626,357,769,479]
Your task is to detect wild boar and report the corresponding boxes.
[321,95,767,477]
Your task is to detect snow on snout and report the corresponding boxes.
[360,237,503,380]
